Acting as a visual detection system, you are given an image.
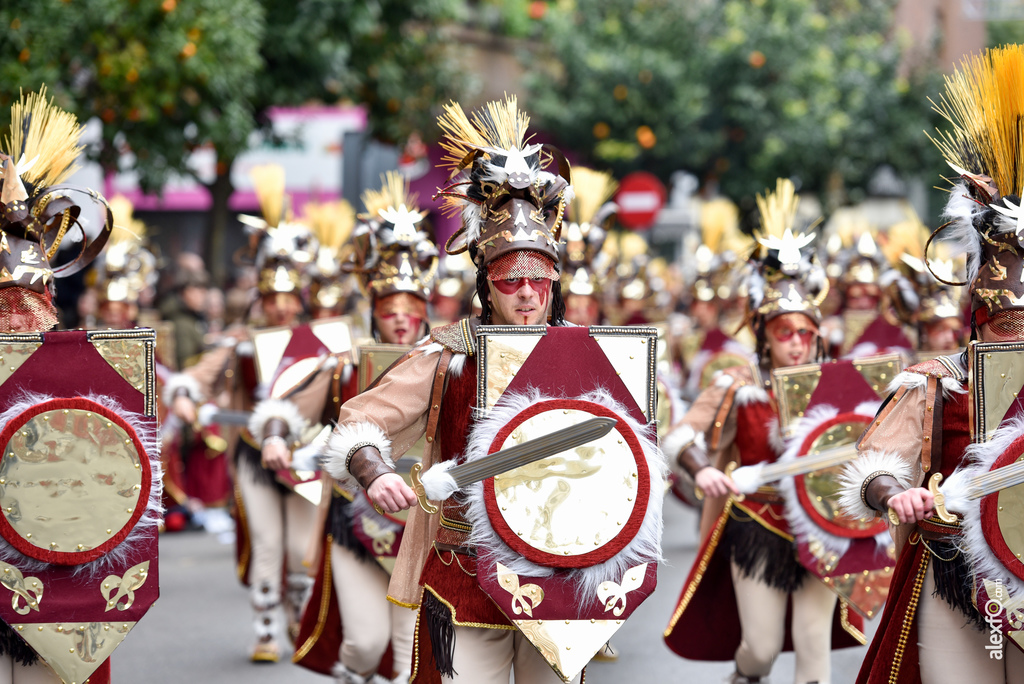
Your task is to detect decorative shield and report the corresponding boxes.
[773,357,903,619]
[470,326,662,682]
[943,342,1024,653]
[0,329,159,684]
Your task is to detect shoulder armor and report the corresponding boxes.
[429,318,476,356]
[905,353,966,382]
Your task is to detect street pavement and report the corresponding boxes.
[113,496,875,682]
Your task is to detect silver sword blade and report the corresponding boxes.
[198,406,252,427]
[449,416,618,488]
[964,459,1024,500]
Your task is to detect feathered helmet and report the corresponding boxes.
[0,88,113,330]
[434,96,572,277]
[819,210,893,293]
[930,45,1024,327]
[92,195,158,306]
[345,171,438,305]
[561,167,615,297]
[880,210,963,326]
[305,199,356,312]
[237,164,318,297]
[746,178,828,326]
[692,197,753,303]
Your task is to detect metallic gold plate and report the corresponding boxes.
[13,621,132,684]
[969,341,1024,443]
[493,408,638,558]
[0,406,145,559]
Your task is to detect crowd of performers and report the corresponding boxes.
[6,46,1024,684]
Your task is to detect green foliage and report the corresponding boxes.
[257,0,468,143]
[529,0,944,208]
[0,0,263,192]
[988,20,1024,48]
[0,0,468,191]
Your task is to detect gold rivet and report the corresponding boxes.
[106,529,112,535]
[25,533,30,539]
[426,436,433,443]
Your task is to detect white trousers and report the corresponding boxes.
[441,625,581,684]
[237,458,318,590]
[731,561,837,684]
[918,564,1024,684]
[331,543,416,677]
[0,656,59,684]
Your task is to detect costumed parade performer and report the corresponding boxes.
[293,171,438,684]
[663,179,865,684]
[0,89,163,684]
[838,45,1024,684]
[322,96,666,684]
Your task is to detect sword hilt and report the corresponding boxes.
[886,472,954,525]
[410,463,438,515]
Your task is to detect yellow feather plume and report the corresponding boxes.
[361,171,418,220]
[5,86,84,187]
[107,194,146,246]
[567,167,618,225]
[755,178,801,239]
[304,200,355,252]
[437,95,531,170]
[249,164,287,228]
[880,208,929,266]
[931,45,1024,196]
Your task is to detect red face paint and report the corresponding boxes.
[491,277,552,297]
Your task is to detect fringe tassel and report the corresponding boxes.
[423,591,457,678]
[328,495,377,565]
[0,621,37,665]
[724,516,807,593]
[929,540,986,631]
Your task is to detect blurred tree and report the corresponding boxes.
[529,0,943,213]
[0,0,468,283]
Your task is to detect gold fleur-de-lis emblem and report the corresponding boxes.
[0,563,42,615]
[101,561,150,611]
[596,563,647,617]
[361,515,396,556]
[496,562,544,617]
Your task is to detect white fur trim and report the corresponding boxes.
[777,404,887,556]
[161,372,204,406]
[844,342,880,360]
[448,353,467,378]
[731,463,765,495]
[248,398,307,442]
[838,450,915,522]
[420,459,460,501]
[734,383,769,406]
[251,580,281,609]
[945,413,1024,602]
[323,421,394,486]
[0,392,162,578]
[660,423,706,464]
[713,372,735,389]
[767,418,785,456]
[461,387,667,606]
[886,370,965,398]
[236,340,254,357]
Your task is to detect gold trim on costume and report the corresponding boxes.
[292,534,335,662]
[664,499,734,633]
[731,501,794,542]
[233,483,250,582]
[421,584,516,630]
[890,543,930,684]
[839,600,866,645]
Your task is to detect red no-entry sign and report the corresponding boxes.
[615,171,667,230]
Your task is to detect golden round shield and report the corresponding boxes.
[796,416,886,538]
[484,400,649,568]
[0,399,149,564]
